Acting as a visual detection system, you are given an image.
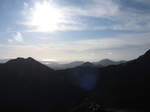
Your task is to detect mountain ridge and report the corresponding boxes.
[78,62,96,67]
[44,59,125,70]
[0,49,150,111]
[5,57,54,71]
[94,58,126,66]
[0,57,126,70]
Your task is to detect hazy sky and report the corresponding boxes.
[0,0,150,62]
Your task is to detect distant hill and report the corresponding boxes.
[45,59,125,70]
[46,61,84,70]
[94,59,126,66]
[64,61,85,68]
[65,49,150,110]
[78,62,96,67]
[0,59,10,63]
[0,50,150,111]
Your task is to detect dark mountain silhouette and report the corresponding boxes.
[65,50,150,111]
[0,57,55,111]
[46,61,84,70]
[95,49,150,110]
[78,62,96,67]
[45,59,125,70]
[61,61,85,69]
[0,57,88,112]
[5,57,54,71]
[94,59,126,66]
[0,50,150,112]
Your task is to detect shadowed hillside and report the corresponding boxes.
[96,49,150,109]
[0,50,150,112]
[0,57,88,112]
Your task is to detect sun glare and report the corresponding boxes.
[30,1,64,32]
[42,59,56,61]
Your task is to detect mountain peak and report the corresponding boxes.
[79,62,95,67]
[100,58,112,61]
[95,58,125,66]
[144,49,150,56]
[98,59,115,66]
[6,57,35,66]
[7,57,37,64]
[27,57,34,60]
[16,57,24,60]
[99,58,114,62]
[135,49,150,64]
[26,57,37,62]
[6,57,54,71]
[27,57,33,59]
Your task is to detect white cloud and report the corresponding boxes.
[8,32,23,43]
[80,0,119,17]
[75,34,150,51]
[90,53,95,56]
[8,39,13,43]
[108,52,112,55]
[14,32,23,42]
[22,0,150,32]
[21,0,110,31]
[23,32,150,53]
[1,32,150,61]
[72,0,150,31]
[24,2,28,9]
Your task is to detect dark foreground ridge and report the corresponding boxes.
[0,50,150,112]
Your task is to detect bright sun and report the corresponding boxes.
[30,1,64,32]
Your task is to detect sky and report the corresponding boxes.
[0,0,150,62]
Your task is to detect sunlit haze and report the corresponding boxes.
[0,0,150,62]
[29,1,64,32]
